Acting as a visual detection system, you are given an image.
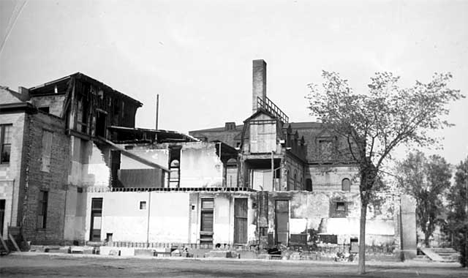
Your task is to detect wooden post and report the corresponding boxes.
[8,234,21,252]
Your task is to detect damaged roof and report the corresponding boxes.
[108,126,199,144]
[28,72,142,107]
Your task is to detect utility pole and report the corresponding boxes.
[465,175,467,268]
[155,94,159,130]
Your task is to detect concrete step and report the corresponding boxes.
[420,248,459,262]
[205,250,235,258]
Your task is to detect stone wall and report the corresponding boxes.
[0,111,27,237]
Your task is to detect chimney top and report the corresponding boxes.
[252,59,267,114]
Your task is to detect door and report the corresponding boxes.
[90,198,103,241]
[275,200,289,245]
[252,170,273,191]
[234,198,248,244]
[200,199,214,245]
[0,199,5,236]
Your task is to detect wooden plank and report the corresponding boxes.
[420,248,447,262]
[0,236,9,253]
[8,234,20,252]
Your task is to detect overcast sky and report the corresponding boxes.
[1,0,467,165]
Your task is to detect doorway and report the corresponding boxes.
[0,199,5,236]
[275,200,289,245]
[234,198,248,244]
[90,198,103,241]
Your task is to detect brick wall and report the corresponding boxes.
[22,112,70,244]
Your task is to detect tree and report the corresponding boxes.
[306,71,463,274]
[397,151,452,247]
[445,157,468,267]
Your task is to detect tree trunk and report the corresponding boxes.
[424,230,430,247]
[358,196,368,274]
[358,162,375,275]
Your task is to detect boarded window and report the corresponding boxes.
[0,125,12,164]
[330,201,348,218]
[250,120,276,153]
[318,139,334,160]
[342,178,351,191]
[41,130,53,172]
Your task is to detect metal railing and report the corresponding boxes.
[257,96,289,123]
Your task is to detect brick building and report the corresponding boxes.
[0,62,416,259]
[0,74,150,244]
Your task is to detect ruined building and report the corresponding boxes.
[0,61,416,258]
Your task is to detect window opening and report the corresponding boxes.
[38,107,50,113]
[37,190,48,229]
[168,146,181,188]
[0,125,12,164]
[140,201,147,210]
[96,111,106,137]
[330,201,347,218]
[342,178,351,192]
[318,138,334,160]
[41,130,53,172]
[306,178,313,192]
[0,199,5,236]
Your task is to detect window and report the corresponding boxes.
[41,130,53,172]
[306,178,313,192]
[293,171,297,190]
[330,201,347,218]
[342,178,351,192]
[140,201,147,210]
[0,199,5,236]
[318,138,334,161]
[168,146,181,188]
[38,107,50,113]
[37,190,48,229]
[0,125,12,164]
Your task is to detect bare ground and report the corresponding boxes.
[0,253,466,278]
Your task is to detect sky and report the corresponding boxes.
[0,0,467,165]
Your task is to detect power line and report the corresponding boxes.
[0,0,28,58]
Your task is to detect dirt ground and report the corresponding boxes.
[0,253,467,278]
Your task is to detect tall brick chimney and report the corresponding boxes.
[252,59,266,114]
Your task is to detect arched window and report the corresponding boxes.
[342,178,351,192]
[170,160,180,168]
[306,178,312,192]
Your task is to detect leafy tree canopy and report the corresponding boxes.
[307,71,463,274]
[307,72,463,173]
[397,151,452,247]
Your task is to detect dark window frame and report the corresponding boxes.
[37,190,49,229]
[342,178,351,192]
[0,124,12,164]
